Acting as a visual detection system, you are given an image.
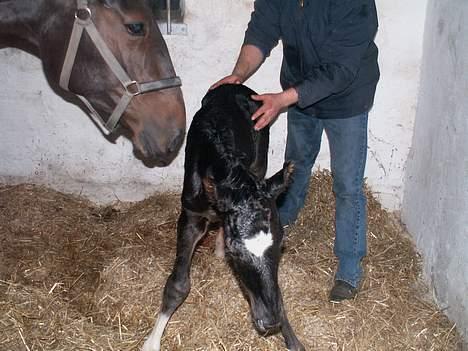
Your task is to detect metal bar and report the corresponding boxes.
[166,0,172,35]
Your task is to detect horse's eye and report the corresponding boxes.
[125,23,145,36]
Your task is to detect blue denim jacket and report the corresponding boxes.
[244,0,380,119]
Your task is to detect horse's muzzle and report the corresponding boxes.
[136,127,185,167]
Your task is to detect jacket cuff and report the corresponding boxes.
[295,82,315,109]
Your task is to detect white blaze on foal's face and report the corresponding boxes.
[243,230,273,257]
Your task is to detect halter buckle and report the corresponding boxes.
[75,8,92,25]
[124,81,141,96]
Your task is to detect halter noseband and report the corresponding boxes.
[59,0,182,135]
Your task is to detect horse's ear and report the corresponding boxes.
[266,162,295,198]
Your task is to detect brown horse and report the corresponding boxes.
[0,0,186,167]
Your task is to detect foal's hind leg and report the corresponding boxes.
[142,210,208,351]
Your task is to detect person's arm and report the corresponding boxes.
[295,1,378,109]
[211,0,292,130]
[210,45,265,89]
[211,0,281,89]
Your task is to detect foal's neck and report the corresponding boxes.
[0,0,44,48]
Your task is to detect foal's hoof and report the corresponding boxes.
[214,247,225,258]
[286,339,306,351]
[214,227,225,258]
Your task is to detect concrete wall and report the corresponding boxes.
[402,0,468,340]
[0,0,427,210]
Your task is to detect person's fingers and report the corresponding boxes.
[209,79,226,90]
[210,80,224,90]
[250,94,281,128]
[209,75,241,90]
[250,95,267,120]
[254,104,281,130]
[254,119,263,130]
[251,107,264,121]
[251,94,263,101]
[209,83,219,90]
[254,115,269,130]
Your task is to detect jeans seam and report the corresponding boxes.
[341,113,367,285]
[354,115,367,283]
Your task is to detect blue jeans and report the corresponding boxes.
[278,107,368,288]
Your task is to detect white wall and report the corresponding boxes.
[370,0,428,209]
[402,0,468,340]
[0,0,427,210]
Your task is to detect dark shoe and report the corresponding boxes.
[329,280,358,302]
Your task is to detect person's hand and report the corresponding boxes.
[251,88,298,130]
[209,74,244,90]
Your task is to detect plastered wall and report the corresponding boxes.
[0,0,427,210]
[402,0,468,340]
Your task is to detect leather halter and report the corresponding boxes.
[59,0,182,135]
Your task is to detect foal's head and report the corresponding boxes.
[42,0,186,166]
[204,162,294,335]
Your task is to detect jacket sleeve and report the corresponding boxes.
[295,1,378,109]
[243,0,281,59]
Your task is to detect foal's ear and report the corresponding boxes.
[266,162,295,198]
[235,93,261,118]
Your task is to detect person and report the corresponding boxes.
[211,0,380,301]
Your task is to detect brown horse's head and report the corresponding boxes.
[41,0,186,167]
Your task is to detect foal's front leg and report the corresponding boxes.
[279,292,305,351]
[142,210,208,351]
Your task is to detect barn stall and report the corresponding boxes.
[0,171,463,350]
[1,0,467,350]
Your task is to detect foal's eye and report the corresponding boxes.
[125,23,145,36]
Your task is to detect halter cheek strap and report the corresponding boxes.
[60,0,182,135]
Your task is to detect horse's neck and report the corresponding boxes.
[0,0,43,48]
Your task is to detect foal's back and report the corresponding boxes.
[184,84,269,183]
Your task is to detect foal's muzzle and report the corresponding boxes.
[254,318,282,335]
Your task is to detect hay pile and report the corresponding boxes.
[0,170,465,351]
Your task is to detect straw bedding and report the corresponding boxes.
[0,170,465,350]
